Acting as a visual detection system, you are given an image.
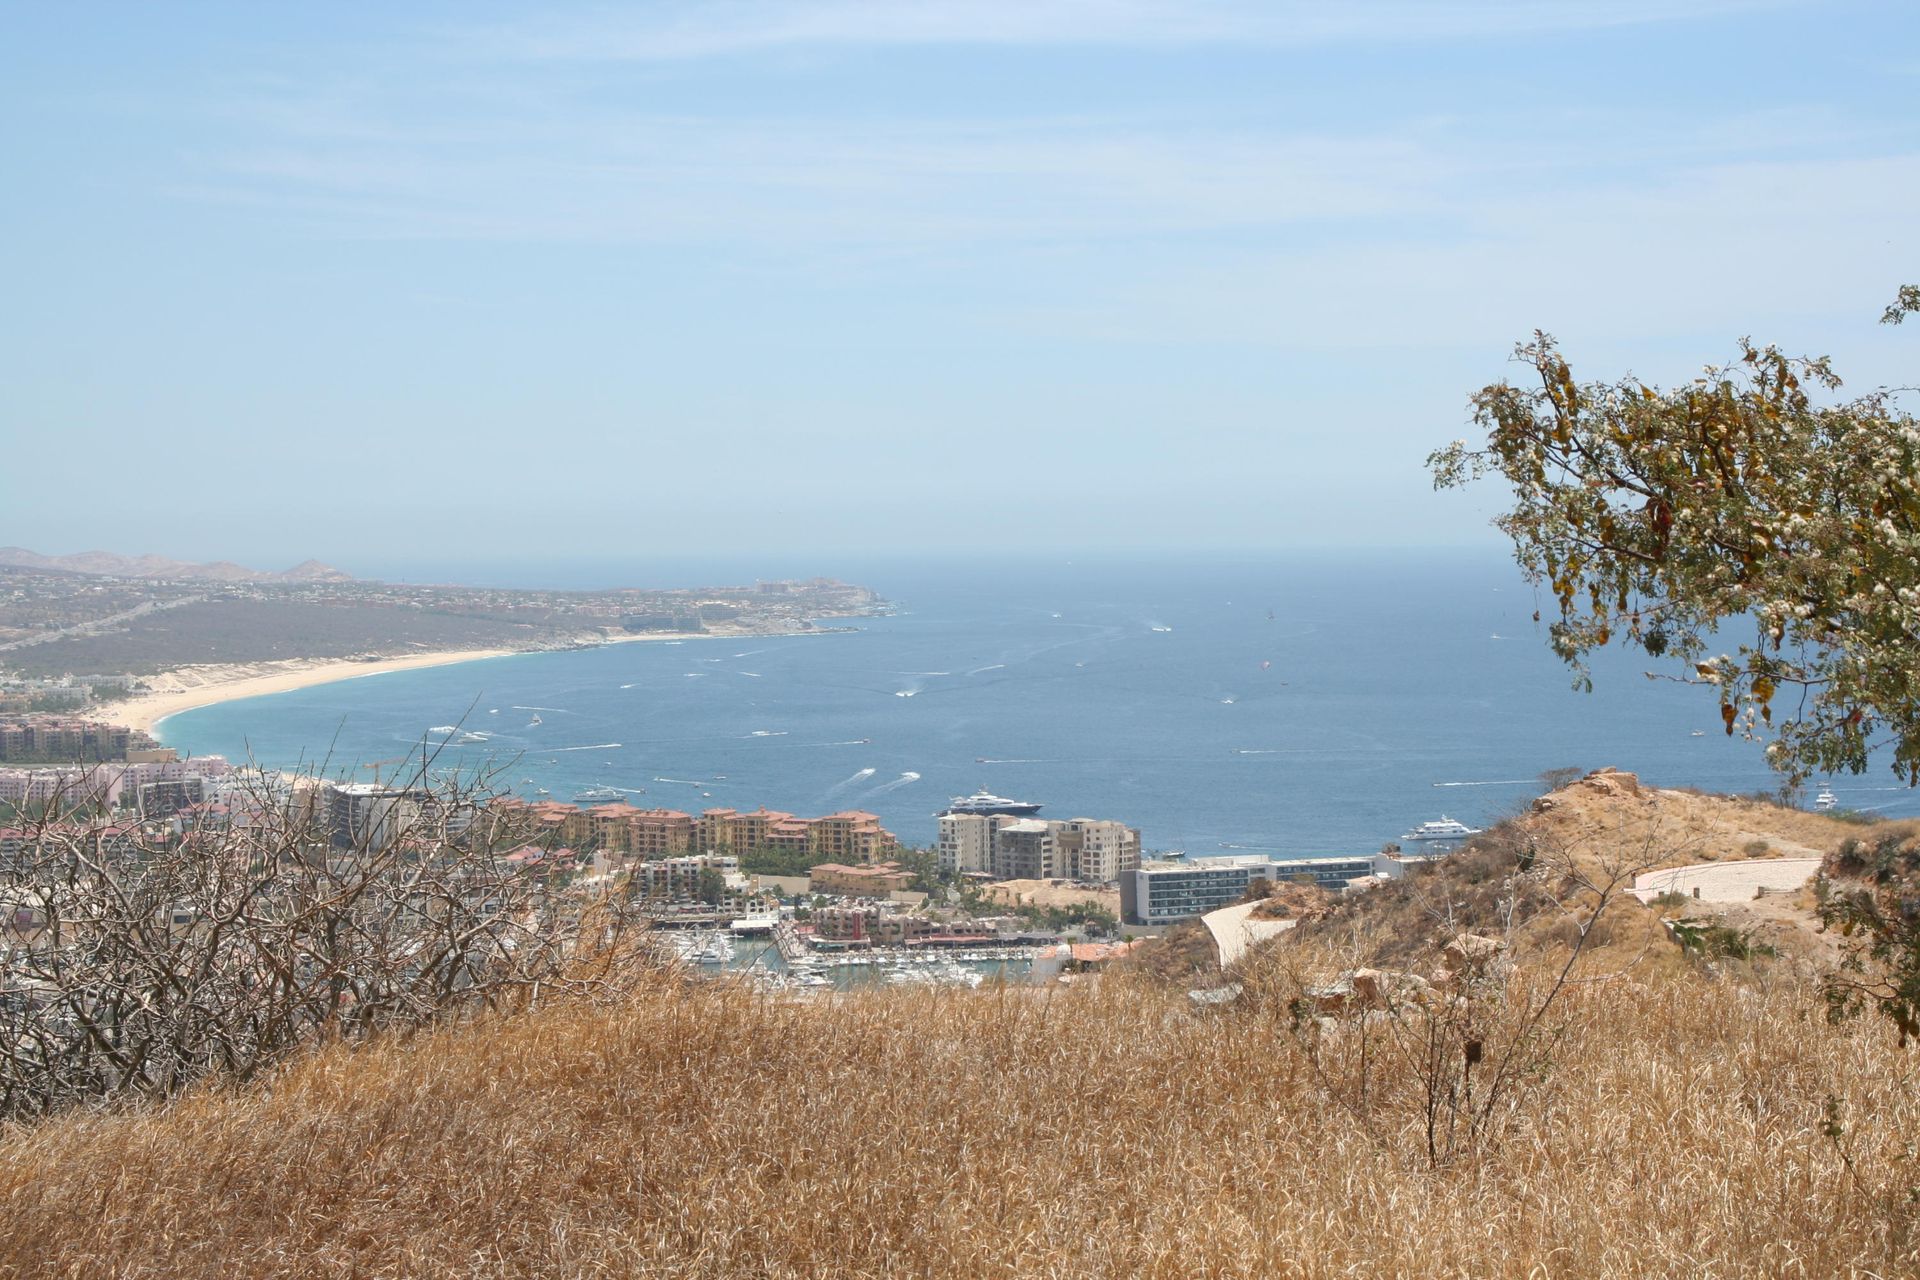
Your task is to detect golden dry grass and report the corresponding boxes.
[0,958,1914,1278]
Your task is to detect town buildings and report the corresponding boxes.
[0,755,230,814]
[807,861,916,898]
[1120,852,1394,925]
[935,812,1141,885]
[0,717,157,763]
[488,799,898,864]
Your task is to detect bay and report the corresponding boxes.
[156,552,1914,855]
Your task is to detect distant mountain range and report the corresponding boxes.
[0,547,353,584]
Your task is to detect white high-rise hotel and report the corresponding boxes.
[936,812,1141,885]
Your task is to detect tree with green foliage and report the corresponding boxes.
[1434,289,1920,1045]
[1430,289,1920,786]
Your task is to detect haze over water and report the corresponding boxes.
[157,552,1918,854]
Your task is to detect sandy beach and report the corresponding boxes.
[118,649,524,734]
[113,628,833,735]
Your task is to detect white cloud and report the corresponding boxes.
[471,0,1789,61]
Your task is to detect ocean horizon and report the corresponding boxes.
[154,550,1918,855]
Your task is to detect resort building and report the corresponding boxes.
[0,718,156,763]
[626,808,697,857]
[808,861,915,898]
[935,812,1141,885]
[1121,852,1398,925]
[806,811,895,863]
[936,813,995,876]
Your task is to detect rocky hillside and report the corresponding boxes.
[1154,769,1890,988]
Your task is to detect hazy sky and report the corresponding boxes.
[4,1,1917,572]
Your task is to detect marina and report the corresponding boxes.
[664,923,1041,993]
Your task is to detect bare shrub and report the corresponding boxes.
[0,758,655,1118]
[1260,824,1667,1167]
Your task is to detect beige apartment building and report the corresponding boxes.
[937,812,1141,885]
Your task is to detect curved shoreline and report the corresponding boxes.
[124,628,850,738]
[129,649,525,736]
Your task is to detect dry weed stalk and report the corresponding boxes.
[1265,823,1670,1167]
[0,757,654,1118]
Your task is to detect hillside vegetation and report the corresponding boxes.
[2,773,1916,1277]
[1,965,1914,1276]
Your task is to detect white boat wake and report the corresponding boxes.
[864,770,922,795]
[825,767,877,796]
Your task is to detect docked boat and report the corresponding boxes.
[1399,816,1482,844]
[1814,788,1839,811]
[939,789,1043,817]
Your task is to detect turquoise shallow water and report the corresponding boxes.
[156,553,1918,855]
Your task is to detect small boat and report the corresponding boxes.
[1690,730,1706,737]
[1814,788,1839,811]
[527,714,543,727]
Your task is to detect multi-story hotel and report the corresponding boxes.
[935,812,1141,885]
[0,718,157,763]
[488,798,898,864]
[1120,852,1388,925]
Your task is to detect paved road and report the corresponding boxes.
[0,594,204,652]
[1631,858,1823,903]
[1202,901,1298,967]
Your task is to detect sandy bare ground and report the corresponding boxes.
[1201,900,1298,967]
[117,650,522,733]
[981,880,1121,912]
[1630,858,1824,903]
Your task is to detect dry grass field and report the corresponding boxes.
[2,774,1916,1277]
[0,955,1914,1278]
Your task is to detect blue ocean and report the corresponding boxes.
[154,552,1918,854]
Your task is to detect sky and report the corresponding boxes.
[3,1,1918,573]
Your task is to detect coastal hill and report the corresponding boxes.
[1,772,1914,1276]
[1131,769,1873,989]
[0,546,352,583]
[0,564,884,679]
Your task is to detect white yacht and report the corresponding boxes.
[939,789,1043,817]
[1400,816,1482,844]
[1814,788,1839,811]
